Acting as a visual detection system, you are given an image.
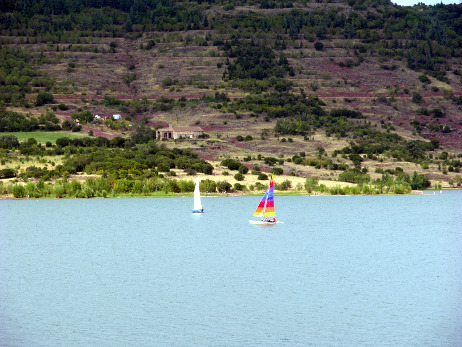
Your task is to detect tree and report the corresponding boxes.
[61,119,72,130]
[0,134,19,148]
[264,157,278,166]
[305,177,319,193]
[453,175,462,187]
[35,92,54,106]
[276,179,291,190]
[131,124,155,144]
[0,168,16,178]
[56,137,71,147]
[411,92,424,104]
[410,171,431,190]
[221,158,241,170]
[71,111,94,124]
[216,180,232,192]
[11,184,26,198]
[200,179,217,193]
[238,165,249,174]
[272,167,283,175]
[314,42,324,51]
[234,172,244,181]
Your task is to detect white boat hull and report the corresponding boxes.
[249,220,283,225]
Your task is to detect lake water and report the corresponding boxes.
[1,192,461,346]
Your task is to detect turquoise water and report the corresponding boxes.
[1,192,461,346]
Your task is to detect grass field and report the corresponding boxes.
[2,131,86,144]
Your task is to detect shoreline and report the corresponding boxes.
[1,188,459,200]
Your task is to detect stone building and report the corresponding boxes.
[156,125,204,140]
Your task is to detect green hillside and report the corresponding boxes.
[1,0,461,195]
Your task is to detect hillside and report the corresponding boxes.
[1,0,462,190]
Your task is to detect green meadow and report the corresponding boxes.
[2,132,86,144]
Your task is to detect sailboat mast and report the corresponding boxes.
[262,189,268,220]
[263,174,275,219]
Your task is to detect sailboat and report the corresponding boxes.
[192,176,204,213]
[249,174,282,225]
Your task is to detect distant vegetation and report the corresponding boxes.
[1,0,460,105]
[0,0,461,196]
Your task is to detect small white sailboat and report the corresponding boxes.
[249,174,282,225]
[192,176,204,213]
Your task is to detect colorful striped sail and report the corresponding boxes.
[264,175,275,217]
[253,190,267,217]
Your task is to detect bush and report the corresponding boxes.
[35,92,54,106]
[431,108,444,118]
[221,158,241,170]
[258,172,268,180]
[314,42,324,51]
[275,179,291,191]
[412,92,424,104]
[0,168,16,178]
[161,77,177,88]
[238,165,249,174]
[410,171,431,190]
[53,184,65,198]
[264,157,278,166]
[11,184,26,198]
[338,171,370,184]
[330,108,362,118]
[304,177,319,193]
[0,135,19,149]
[255,182,265,190]
[200,179,217,193]
[234,172,244,181]
[216,180,232,192]
[271,167,283,175]
[56,137,71,147]
[178,179,195,192]
[62,119,72,130]
[419,75,430,84]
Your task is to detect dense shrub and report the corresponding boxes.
[234,172,244,181]
[0,168,16,178]
[216,180,232,192]
[411,92,424,104]
[275,179,291,190]
[0,111,39,132]
[11,184,26,198]
[238,165,249,174]
[200,179,217,193]
[330,108,362,119]
[271,167,283,175]
[258,172,268,180]
[0,134,19,148]
[314,42,324,51]
[35,92,54,106]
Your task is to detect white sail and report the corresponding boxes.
[193,177,203,212]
